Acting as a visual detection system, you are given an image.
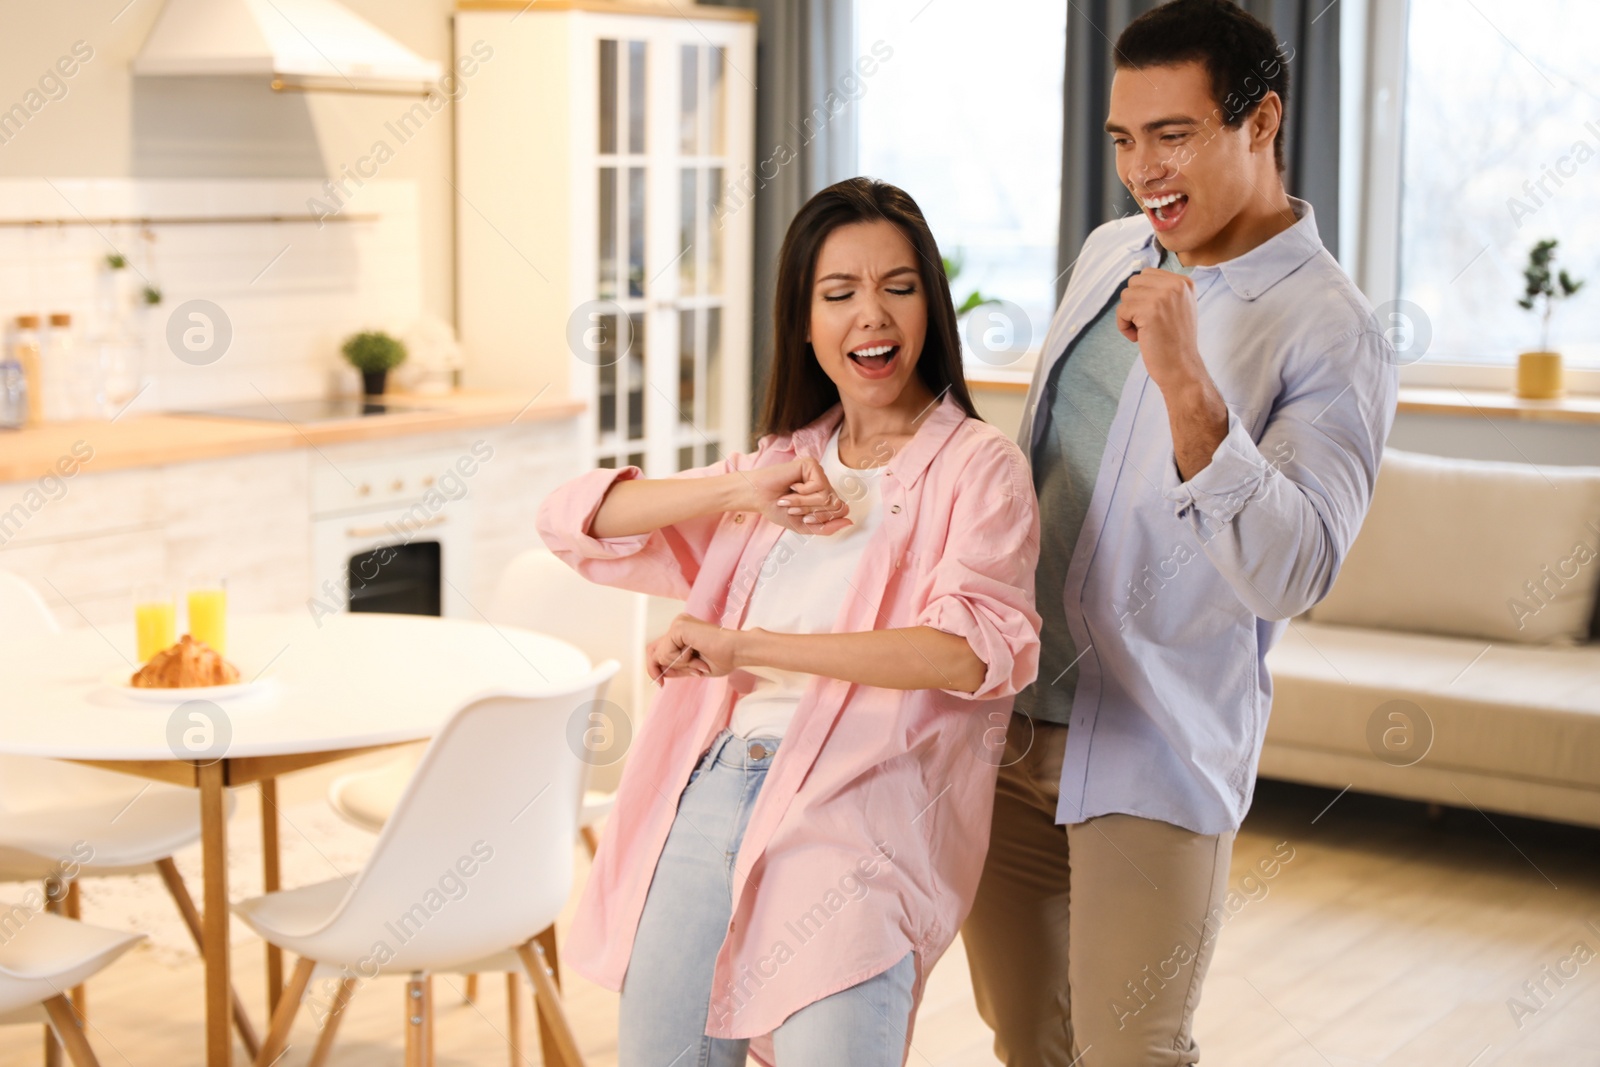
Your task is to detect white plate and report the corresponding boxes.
[105,668,272,703]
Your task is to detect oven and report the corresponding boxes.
[309,449,475,619]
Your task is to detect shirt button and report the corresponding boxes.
[890,504,901,514]
[733,513,745,523]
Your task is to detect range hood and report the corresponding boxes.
[133,0,443,96]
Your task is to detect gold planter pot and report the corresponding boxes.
[1515,350,1565,399]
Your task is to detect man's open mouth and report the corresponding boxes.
[848,342,900,379]
[1141,192,1190,230]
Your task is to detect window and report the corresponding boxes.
[1395,0,1599,368]
[855,0,1065,369]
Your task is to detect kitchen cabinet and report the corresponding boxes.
[454,1,756,475]
[0,418,579,630]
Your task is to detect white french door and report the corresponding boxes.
[583,14,751,477]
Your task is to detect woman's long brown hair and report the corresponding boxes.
[759,177,981,437]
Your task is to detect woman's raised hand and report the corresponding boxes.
[740,457,853,535]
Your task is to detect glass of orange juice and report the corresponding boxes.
[134,587,176,663]
[187,578,228,655]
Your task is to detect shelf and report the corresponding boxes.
[1396,387,1600,425]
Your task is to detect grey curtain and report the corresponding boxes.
[1057,0,1342,302]
[705,0,859,438]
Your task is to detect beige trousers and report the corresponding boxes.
[963,716,1236,1067]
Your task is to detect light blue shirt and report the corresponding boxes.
[1017,198,1399,835]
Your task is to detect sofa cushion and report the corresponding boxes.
[1264,620,1600,789]
[1308,448,1600,645]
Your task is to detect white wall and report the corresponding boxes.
[0,0,458,324]
[0,178,423,411]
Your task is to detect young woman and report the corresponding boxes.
[537,177,1041,1066]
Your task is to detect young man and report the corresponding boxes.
[962,2,1398,1064]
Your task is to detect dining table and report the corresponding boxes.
[0,610,593,1067]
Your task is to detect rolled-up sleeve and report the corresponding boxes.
[1161,326,1399,622]
[536,456,740,601]
[915,441,1043,700]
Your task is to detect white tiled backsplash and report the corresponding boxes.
[0,178,423,414]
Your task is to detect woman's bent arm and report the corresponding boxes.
[588,472,747,539]
[739,626,987,694]
[589,457,854,540]
[650,616,988,695]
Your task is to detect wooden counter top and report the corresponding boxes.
[0,390,584,483]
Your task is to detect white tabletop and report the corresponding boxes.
[0,612,593,761]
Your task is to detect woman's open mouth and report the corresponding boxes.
[848,342,900,380]
[1141,192,1189,233]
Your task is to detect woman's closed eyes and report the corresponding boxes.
[822,285,918,303]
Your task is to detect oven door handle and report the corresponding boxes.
[346,515,447,539]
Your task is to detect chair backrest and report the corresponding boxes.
[0,572,59,642]
[487,549,649,793]
[0,572,136,814]
[308,661,619,971]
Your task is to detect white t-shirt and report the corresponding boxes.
[729,427,886,739]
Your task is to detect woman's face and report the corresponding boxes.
[808,219,929,412]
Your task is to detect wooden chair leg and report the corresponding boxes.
[534,925,563,1065]
[517,942,587,1067]
[42,996,99,1067]
[43,877,67,1067]
[404,974,434,1067]
[579,825,600,858]
[464,973,478,1003]
[256,956,314,1067]
[63,880,85,1015]
[505,972,522,1067]
[306,977,357,1067]
[155,856,262,1060]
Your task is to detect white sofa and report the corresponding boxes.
[1260,448,1600,829]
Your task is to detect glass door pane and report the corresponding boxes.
[597,167,617,299]
[598,40,617,154]
[679,44,699,154]
[627,41,647,154]
[679,168,698,293]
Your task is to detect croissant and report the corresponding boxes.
[131,634,241,689]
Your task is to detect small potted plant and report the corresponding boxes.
[1515,238,1585,399]
[341,330,408,397]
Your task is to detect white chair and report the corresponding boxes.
[327,548,649,854]
[237,662,618,1067]
[0,571,259,1058]
[0,906,144,1066]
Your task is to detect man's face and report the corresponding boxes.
[1106,60,1277,262]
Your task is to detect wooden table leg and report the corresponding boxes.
[260,777,283,1019]
[200,759,232,1067]
[534,925,562,1067]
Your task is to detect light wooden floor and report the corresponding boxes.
[3,777,1597,1066]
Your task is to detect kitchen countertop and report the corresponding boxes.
[0,390,585,483]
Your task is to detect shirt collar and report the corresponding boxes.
[787,390,968,487]
[1134,195,1326,301]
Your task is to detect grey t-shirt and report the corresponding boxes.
[1014,251,1195,726]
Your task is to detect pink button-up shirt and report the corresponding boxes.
[536,394,1041,1058]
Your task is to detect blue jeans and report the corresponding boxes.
[618,729,917,1067]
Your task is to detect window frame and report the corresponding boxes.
[1351,0,1600,394]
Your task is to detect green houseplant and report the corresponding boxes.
[1514,238,1585,399]
[341,330,408,397]
[942,251,998,316]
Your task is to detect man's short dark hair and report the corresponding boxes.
[1115,0,1291,171]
